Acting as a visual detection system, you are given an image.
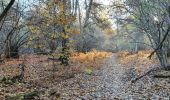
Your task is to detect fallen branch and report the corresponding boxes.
[154,75,170,78]
[47,57,60,62]
[131,67,161,83]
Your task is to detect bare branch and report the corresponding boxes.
[0,0,15,22]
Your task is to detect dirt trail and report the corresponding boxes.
[54,54,131,99]
[91,54,127,98]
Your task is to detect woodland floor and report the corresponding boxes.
[0,51,170,99]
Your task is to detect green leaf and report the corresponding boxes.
[84,68,93,75]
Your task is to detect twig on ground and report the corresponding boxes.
[131,67,161,83]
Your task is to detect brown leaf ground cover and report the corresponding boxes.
[0,51,112,99]
[0,50,170,99]
[117,51,170,99]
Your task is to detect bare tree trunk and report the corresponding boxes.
[83,0,93,28]
[0,0,15,22]
[156,46,169,70]
[78,0,82,33]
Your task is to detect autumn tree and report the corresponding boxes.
[27,0,78,65]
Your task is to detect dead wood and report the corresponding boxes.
[131,67,161,83]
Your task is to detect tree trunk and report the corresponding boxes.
[156,46,170,70]
[59,38,69,66]
[59,28,69,66]
[5,41,19,58]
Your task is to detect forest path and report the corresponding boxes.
[56,54,131,99]
[89,54,127,98]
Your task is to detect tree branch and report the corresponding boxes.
[148,25,170,59]
[0,0,15,22]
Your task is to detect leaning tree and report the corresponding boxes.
[122,0,170,69]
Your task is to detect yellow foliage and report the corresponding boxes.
[117,51,129,58]
[104,28,114,36]
[67,28,80,35]
[117,50,152,59]
[26,0,77,50]
[70,50,112,63]
[117,50,158,67]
